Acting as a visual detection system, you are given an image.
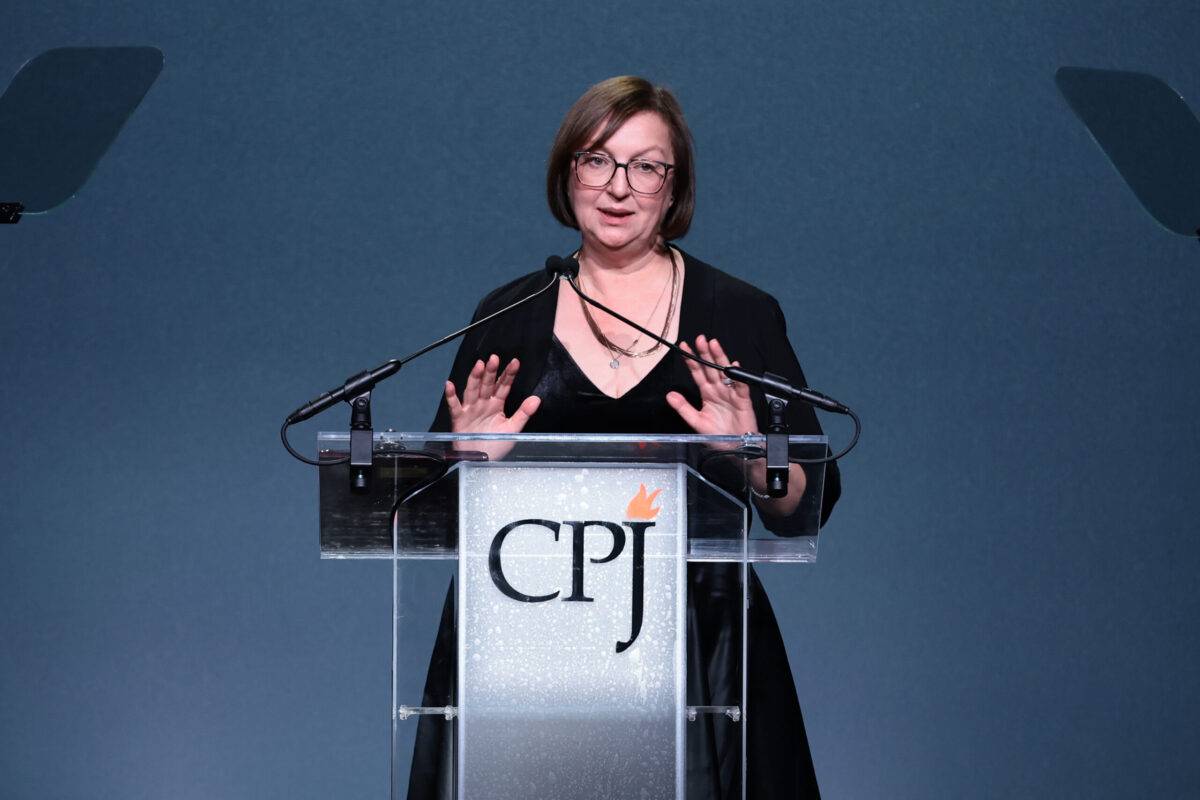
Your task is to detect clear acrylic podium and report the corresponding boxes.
[318,432,828,800]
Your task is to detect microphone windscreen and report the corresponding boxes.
[544,255,580,279]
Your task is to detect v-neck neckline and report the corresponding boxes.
[548,334,678,400]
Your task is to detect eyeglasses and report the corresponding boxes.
[572,151,674,195]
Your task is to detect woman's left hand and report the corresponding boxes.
[666,334,806,514]
[665,335,758,437]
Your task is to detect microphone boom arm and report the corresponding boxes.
[565,274,850,413]
[563,263,860,468]
[281,272,561,466]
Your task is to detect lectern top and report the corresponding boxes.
[316,432,828,563]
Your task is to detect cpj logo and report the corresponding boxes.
[487,484,661,652]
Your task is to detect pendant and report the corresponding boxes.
[609,358,620,369]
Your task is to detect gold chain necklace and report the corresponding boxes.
[578,248,679,369]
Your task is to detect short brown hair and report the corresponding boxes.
[546,76,695,241]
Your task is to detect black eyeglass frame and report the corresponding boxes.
[571,150,676,195]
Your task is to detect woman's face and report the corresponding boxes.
[570,110,676,257]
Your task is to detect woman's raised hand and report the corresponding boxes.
[665,335,758,437]
[667,335,805,511]
[445,354,540,459]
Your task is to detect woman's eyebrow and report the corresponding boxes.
[589,145,669,159]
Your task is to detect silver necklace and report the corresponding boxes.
[578,249,679,369]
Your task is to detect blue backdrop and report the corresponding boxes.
[3,1,1198,797]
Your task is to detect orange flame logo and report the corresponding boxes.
[626,484,662,520]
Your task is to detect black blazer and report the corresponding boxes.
[430,247,842,526]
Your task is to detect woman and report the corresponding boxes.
[414,76,842,799]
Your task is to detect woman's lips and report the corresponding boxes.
[599,208,634,222]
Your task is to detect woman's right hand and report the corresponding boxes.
[445,353,540,460]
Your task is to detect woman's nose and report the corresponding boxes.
[606,165,632,198]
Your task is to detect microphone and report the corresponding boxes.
[282,259,563,468]
[723,367,850,415]
[285,361,400,426]
[544,254,579,280]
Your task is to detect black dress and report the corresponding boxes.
[527,335,692,434]
[411,250,840,799]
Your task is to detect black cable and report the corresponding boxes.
[694,405,862,470]
[391,450,452,508]
[799,406,861,464]
[280,419,348,466]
